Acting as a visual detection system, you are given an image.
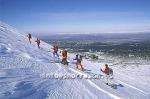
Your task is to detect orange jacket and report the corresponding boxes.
[62,50,67,58]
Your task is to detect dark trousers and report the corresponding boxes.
[61,57,68,65]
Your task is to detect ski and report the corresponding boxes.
[105,83,117,89]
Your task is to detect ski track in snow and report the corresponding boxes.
[69,68,122,99]
[0,21,150,99]
[117,80,148,95]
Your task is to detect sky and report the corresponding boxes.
[0,0,150,34]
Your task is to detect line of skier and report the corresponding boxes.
[27,33,84,71]
[52,45,84,71]
[52,45,114,86]
[27,33,114,85]
[27,33,41,49]
[52,45,113,85]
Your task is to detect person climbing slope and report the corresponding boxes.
[27,33,32,44]
[61,49,68,65]
[35,37,40,49]
[74,53,84,71]
[52,46,59,58]
[101,64,113,85]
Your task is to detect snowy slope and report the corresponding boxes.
[0,21,150,99]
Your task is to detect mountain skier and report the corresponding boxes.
[74,53,84,71]
[53,46,59,58]
[101,64,113,85]
[61,49,68,65]
[27,33,32,44]
[35,38,40,49]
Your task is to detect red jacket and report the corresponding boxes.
[53,47,58,52]
[101,67,109,75]
[62,50,67,58]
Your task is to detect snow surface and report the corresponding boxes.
[0,21,150,99]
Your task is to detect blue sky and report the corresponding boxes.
[0,0,150,34]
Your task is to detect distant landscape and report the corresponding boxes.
[41,33,150,59]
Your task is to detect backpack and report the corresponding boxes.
[76,54,81,60]
[80,55,83,61]
[109,68,113,76]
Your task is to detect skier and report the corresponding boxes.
[74,53,84,71]
[53,46,59,58]
[101,64,113,85]
[27,33,32,44]
[35,38,40,49]
[61,49,68,65]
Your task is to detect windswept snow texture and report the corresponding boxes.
[0,21,150,99]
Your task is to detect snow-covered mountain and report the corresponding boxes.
[0,21,150,99]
